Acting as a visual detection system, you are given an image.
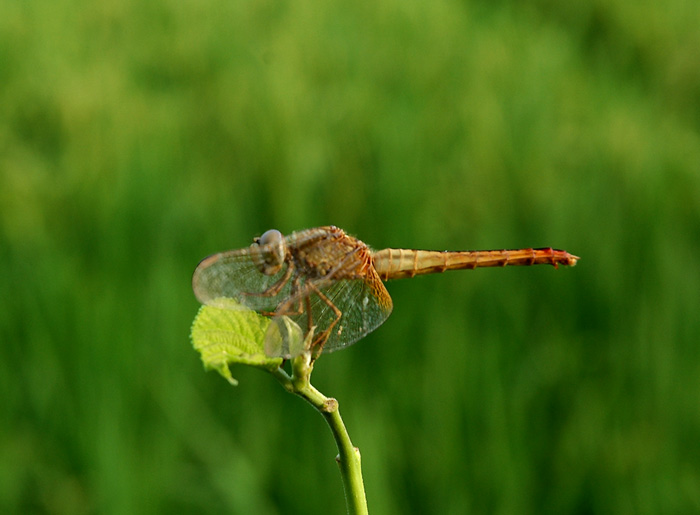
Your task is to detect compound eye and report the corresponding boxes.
[252,229,286,275]
[258,229,283,246]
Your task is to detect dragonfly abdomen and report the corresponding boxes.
[372,247,579,280]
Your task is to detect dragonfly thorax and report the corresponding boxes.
[252,229,286,275]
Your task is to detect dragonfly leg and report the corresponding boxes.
[242,260,295,299]
[305,282,342,355]
[261,276,305,318]
[300,249,364,356]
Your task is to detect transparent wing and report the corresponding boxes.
[192,246,294,312]
[317,271,394,352]
[264,268,393,357]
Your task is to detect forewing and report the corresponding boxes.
[192,247,293,312]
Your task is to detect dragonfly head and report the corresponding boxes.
[252,229,286,275]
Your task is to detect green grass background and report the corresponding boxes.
[2,0,699,513]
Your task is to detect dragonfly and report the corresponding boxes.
[192,226,578,359]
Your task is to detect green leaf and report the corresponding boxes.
[190,298,284,385]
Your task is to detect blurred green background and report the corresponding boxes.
[2,0,699,513]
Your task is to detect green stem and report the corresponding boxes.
[271,355,368,515]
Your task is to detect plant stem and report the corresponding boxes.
[302,383,368,515]
[271,355,368,515]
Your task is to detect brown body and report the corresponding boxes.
[283,226,374,283]
[372,246,579,280]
